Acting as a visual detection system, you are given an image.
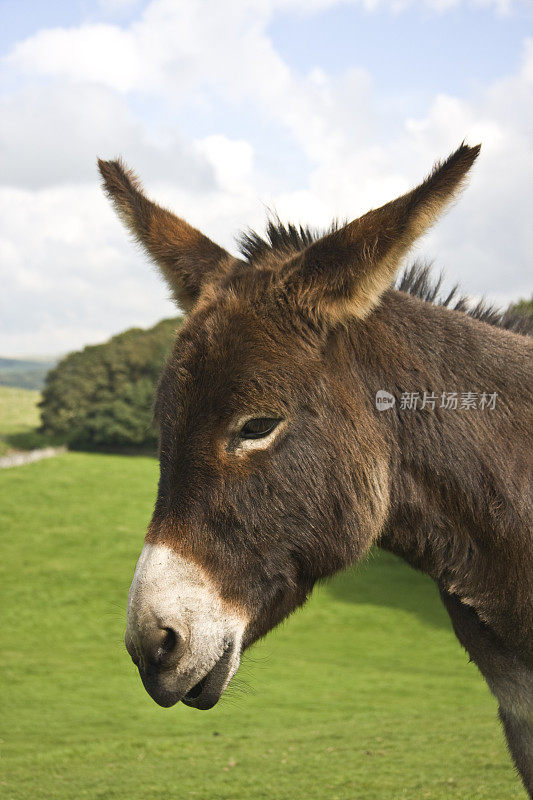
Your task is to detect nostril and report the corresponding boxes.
[158,627,177,658]
[153,626,181,666]
[129,624,184,670]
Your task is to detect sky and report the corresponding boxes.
[0,0,532,357]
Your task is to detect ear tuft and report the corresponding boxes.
[98,158,146,230]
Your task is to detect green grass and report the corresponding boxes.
[0,386,62,455]
[0,453,524,799]
[0,386,41,455]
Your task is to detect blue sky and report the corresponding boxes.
[270,4,528,93]
[0,0,532,355]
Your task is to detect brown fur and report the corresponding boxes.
[99,144,533,795]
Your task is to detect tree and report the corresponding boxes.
[40,317,182,451]
[509,295,533,321]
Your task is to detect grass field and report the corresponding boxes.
[0,386,63,455]
[0,452,525,800]
[0,386,41,455]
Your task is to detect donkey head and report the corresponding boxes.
[99,143,479,709]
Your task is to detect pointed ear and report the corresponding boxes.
[280,143,481,323]
[98,158,231,311]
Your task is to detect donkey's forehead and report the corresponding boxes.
[177,296,289,364]
[156,297,319,421]
[181,278,322,362]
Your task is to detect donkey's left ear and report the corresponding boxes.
[98,158,232,311]
[280,143,481,323]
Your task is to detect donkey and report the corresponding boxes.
[99,144,533,795]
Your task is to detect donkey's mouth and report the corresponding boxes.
[182,676,208,703]
[181,639,238,711]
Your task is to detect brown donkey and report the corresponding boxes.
[99,144,533,795]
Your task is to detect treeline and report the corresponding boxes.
[40,318,182,451]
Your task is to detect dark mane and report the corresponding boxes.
[397,262,532,336]
[237,217,325,262]
[238,220,532,336]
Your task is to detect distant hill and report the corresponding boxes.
[0,357,57,391]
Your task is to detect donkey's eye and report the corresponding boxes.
[238,417,282,440]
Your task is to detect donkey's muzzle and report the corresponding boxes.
[126,625,239,710]
[125,542,248,708]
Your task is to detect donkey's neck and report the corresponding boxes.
[341,290,533,653]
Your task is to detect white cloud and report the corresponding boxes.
[0,184,169,354]
[195,136,256,196]
[0,80,217,191]
[6,25,143,93]
[0,0,531,355]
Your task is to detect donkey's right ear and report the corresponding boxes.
[98,158,232,311]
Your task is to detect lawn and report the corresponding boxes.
[0,452,524,800]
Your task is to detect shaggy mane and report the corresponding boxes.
[238,219,532,336]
